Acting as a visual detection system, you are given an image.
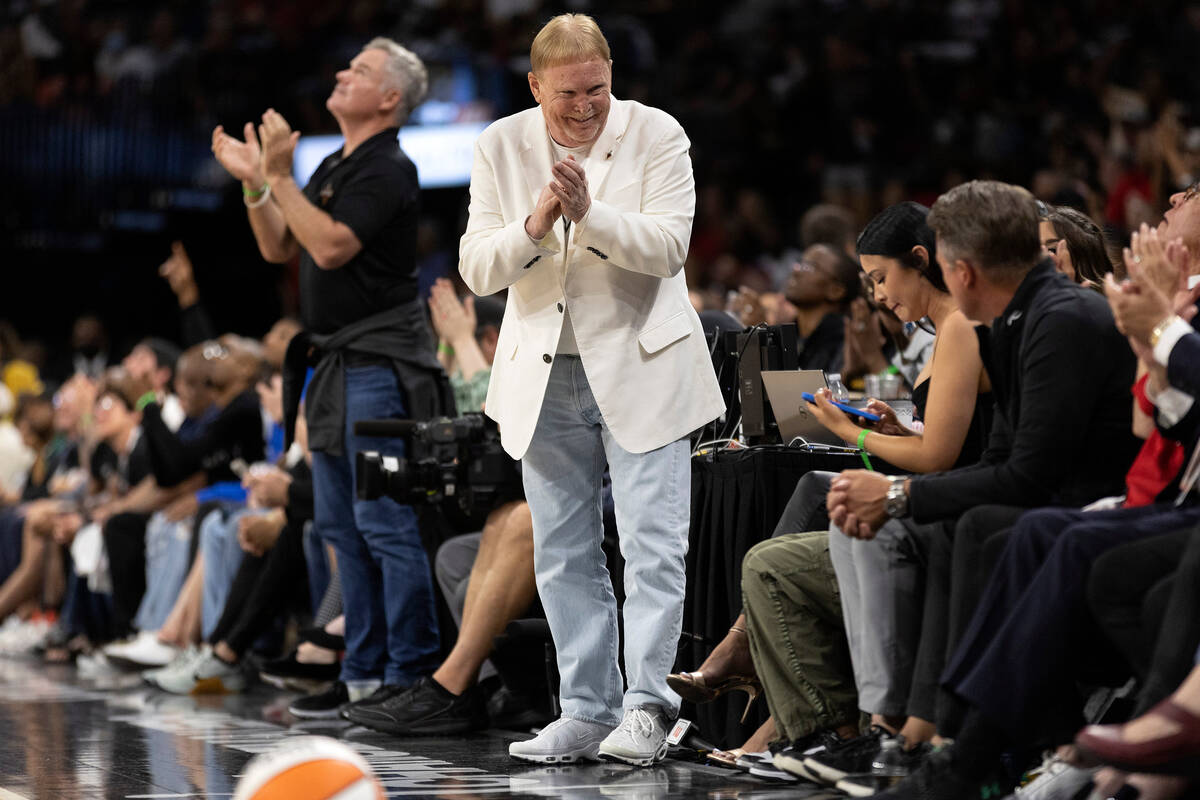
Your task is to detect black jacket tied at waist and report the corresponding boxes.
[282,301,456,458]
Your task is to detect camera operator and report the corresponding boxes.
[345,285,535,734]
[210,37,453,718]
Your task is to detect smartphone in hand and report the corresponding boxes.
[802,391,882,423]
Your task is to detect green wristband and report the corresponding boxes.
[438,342,455,356]
[242,183,268,198]
[135,391,157,411]
[857,428,873,471]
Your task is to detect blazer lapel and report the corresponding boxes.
[520,110,554,207]
[518,111,566,253]
[585,96,628,200]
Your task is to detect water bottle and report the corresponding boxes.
[827,373,849,403]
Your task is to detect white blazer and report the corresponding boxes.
[459,97,725,459]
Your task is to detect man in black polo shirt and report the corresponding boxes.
[211,37,449,718]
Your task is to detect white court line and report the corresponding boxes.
[0,789,30,800]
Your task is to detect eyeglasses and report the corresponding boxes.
[1182,180,1200,204]
[201,343,229,361]
[1035,199,1051,219]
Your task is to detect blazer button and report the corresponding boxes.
[543,354,552,364]
[557,302,564,312]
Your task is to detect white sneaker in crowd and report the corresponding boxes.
[509,716,615,764]
[189,651,247,694]
[1009,752,1095,800]
[103,631,179,669]
[146,645,210,692]
[0,616,53,655]
[598,706,672,767]
[142,644,199,686]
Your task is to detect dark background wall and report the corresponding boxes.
[3,0,1199,365]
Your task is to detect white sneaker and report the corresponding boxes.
[147,645,209,691]
[597,706,672,767]
[104,631,179,668]
[189,652,246,694]
[1012,753,1095,799]
[509,716,615,764]
[156,649,245,695]
[0,617,52,655]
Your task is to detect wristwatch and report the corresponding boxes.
[885,475,910,519]
[1150,315,1182,349]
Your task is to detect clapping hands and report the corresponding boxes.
[550,156,590,223]
[211,108,299,186]
[428,278,477,345]
[211,122,265,186]
[1107,225,1198,347]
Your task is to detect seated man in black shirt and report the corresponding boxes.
[211,37,451,717]
[822,181,1140,794]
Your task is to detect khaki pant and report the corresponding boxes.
[742,530,860,742]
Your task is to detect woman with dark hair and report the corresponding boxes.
[806,201,992,472]
[1039,204,1111,288]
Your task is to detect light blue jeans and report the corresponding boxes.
[199,506,252,639]
[522,356,690,726]
[134,510,202,633]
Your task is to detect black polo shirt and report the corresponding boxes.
[299,127,420,335]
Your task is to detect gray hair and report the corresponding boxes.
[927,180,1041,282]
[363,37,428,124]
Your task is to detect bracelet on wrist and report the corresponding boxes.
[242,182,268,198]
[244,183,272,209]
[135,391,158,412]
[856,429,874,470]
[438,342,455,356]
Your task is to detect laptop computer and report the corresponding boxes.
[761,369,852,446]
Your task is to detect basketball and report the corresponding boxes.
[233,736,385,800]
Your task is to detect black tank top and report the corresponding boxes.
[910,380,993,469]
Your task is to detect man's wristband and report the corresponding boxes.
[244,184,272,209]
[242,182,268,198]
[438,342,455,357]
[135,391,157,411]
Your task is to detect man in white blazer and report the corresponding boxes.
[459,13,724,766]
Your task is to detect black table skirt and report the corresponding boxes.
[680,447,876,749]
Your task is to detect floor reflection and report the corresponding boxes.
[0,657,840,800]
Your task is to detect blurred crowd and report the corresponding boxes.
[4,0,1200,307]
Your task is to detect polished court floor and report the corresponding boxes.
[0,656,843,800]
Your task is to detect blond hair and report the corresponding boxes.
[530,14,611,74]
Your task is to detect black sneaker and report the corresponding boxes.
[259,652,341,692]
[344,676,488,735]
[835,740,935,797]
[873,745,1009,800]
[771,729,848,782]
[288,680,349,719]
[487,684,553,730]
[337,683,408,721]
[803,726,890,784]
